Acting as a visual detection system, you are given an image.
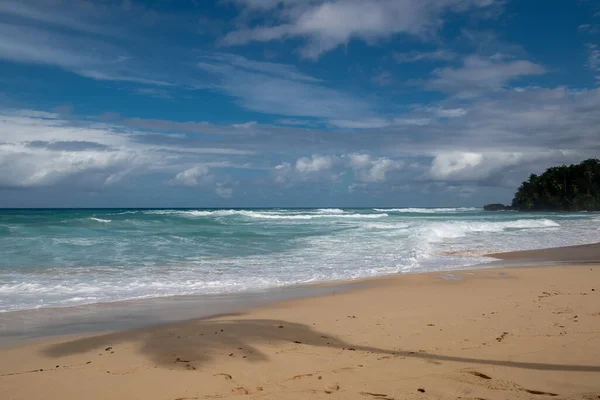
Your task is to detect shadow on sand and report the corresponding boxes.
[43,315,600,372]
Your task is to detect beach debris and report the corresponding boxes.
[360,391,393,399]
[324,383,340,394]
[359,391,388,397]
[175,357,190,363]
[278,325,284,328]
[293,340,302,344]
[427,324,435,327]
[522,389,558,396]
[215,373,233,380]
[496,332,509,342]
[468,371,492,380]
[105,347,112,351]
[417,388,426,393]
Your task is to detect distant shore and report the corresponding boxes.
[1,242,600,399]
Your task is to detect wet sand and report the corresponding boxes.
[1,262,600,399]
[488,242,600,263]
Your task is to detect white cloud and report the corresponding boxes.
[0,109,254,190]
[329,118,391,129]
[0,142,138,188]
[435,108,468,118]
[170,165,211,187]
[393,117,432,126]
[0,1,114,37]
[428,151,572,182]
[3,83,600,200]
[210,54,321,82]
[429,151,485,180]
[347,153,403,182]
[428,55,546,94]
[394,49,458,63]
[347,153,373,169]
[578,24,599,34]
[274,158,340,183]
[0,22,171,86]
[224,0,502,58]
[216,183,234,198]
[587,44,600,83]
[274,152,403,185]
[295,155,337,173]
[197,54,374,120]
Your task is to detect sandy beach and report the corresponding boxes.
[1,248,600,399]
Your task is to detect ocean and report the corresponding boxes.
[1,208,598,313]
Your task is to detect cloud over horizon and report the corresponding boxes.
[0,0,598,207]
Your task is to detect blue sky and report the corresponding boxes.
[0,0,599,207]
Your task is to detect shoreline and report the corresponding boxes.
[2,242,600,347]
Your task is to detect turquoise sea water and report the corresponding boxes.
[1,208,598,312]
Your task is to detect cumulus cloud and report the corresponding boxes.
[224,0,502,58]
[295,155,336,173]
[427,151,574,183]
[274,153,403,185]
[170,165,211,187]
[2,83,600,203]
[0,109,252,191]
[347,153,403,182]
[0,141,139,188]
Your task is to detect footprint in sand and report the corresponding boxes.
[289,373,314,380]
[231,387,249,395]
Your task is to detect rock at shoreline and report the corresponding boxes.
[483,204,514,211]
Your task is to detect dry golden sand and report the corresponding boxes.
[1,263,600,399]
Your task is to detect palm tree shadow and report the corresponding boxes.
[43,316,600,372]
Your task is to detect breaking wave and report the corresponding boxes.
[373,207,480,213]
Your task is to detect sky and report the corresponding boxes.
[0,0,599,208]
